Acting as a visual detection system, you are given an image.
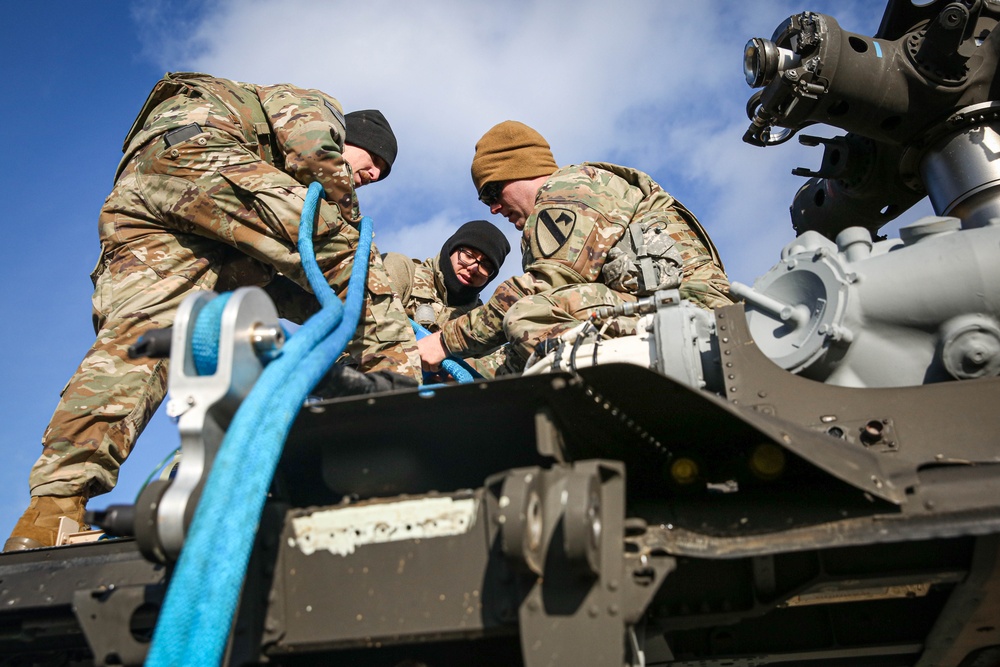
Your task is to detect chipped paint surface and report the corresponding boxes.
[291,497,478,556]
[785,582,932,607]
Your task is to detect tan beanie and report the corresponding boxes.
[471,121,558,194]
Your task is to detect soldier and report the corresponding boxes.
[5,73,420,551]
[382,220,514,378]
[418,120,732,372]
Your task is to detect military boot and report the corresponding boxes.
[3,496,88,551]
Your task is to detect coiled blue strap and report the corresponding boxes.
[147,182,370,666]
[190,293,232,376]
[409,319,479,383]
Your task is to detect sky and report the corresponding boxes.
[0,1,934,542]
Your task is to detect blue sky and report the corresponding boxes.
[0,1,931,542]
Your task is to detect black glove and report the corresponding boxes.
[312,365,419,399]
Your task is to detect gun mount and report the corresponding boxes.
[2,2,1000,666]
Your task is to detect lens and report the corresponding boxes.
[744,38,801,88]
[479,182,501,206]
[744,38,767,87]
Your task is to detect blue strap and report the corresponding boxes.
[409,319,479,383]
[147,182,371,666]
[190,293,232,376]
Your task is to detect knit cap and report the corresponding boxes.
[345,110,397,180]
[439,220,511,305]
[442,220,511,279]
[471,121,558,195]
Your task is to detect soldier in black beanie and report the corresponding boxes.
[344,110,397,182]
[381,221,512,377]
[438,220,511,305]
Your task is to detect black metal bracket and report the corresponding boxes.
[73,582,164,666]
[491,461,675,667]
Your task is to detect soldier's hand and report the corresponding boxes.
[417,332,448,371]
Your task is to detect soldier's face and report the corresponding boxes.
[343,145,388,187]
[490,180,537,231]
[450,246,493,288]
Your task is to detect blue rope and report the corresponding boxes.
[146,182,371,667]
[409,319,478,383]
[190,293,232,376]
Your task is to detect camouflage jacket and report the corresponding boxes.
[102,72,373,305]
[118,72,358,220]
[382,252,481,330]
[439,162,732,355]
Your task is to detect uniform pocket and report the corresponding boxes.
[90,247,112,322]
[89,246,107,286]
[142,127,256,179]
[365,291,412,344]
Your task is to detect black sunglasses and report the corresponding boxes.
[478,181,503,206]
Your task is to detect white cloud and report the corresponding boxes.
[374,210,465,262]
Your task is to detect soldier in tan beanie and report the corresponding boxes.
[471,121,558,230]
[418,120,733,373]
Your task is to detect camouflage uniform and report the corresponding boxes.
[382,252,514,378]
[383,253,480,329]
[440,162,732,365]
[29,72,419,500]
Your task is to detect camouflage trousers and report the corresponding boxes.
[502,283,640,364]
[29,131,419,499]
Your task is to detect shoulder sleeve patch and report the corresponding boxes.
[535,208,576,257]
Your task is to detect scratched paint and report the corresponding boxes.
[290,497,478,556]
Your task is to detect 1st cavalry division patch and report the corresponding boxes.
[536,208,576,257]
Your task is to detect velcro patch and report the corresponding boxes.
[536,208,576,257]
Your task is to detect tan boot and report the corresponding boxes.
[3,496,88,551]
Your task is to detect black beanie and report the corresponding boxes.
[438,220,511,305]
[345,110,397,180]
